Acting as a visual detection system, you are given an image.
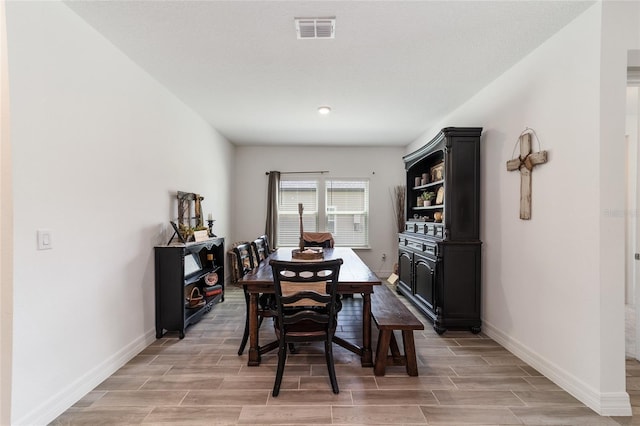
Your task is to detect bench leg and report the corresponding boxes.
[374,329,392,376]
[388,331,403,364]
[402,330,418,376]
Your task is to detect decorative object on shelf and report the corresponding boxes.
[168,221,187,244]
[506,128,548,220]
[203,284,222,297]
[421,191,436,206]
[168,191,210,243]
[434,211,443,222]
[435,187,445,205]
[204,272,218,286]
[207,213,217,237]
[430,161,444,182]
[414,177,421,187]
[186,287,205,308]
[193,230,209,242]
[421,173,429,185]
[178,191,204,229]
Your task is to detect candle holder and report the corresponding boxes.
[207,219,216,237]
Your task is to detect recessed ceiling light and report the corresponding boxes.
[318,106,332,115]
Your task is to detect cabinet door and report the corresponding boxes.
[398,249,413,292]
[414,253,436,313]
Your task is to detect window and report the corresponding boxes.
[277,177,369,248]
[277,180,318,246]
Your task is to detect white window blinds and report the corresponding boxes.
[277,180,318,246]
[326,179,369,248]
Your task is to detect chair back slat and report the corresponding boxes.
[280,282,328,307]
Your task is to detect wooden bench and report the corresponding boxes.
[370,284,424,376]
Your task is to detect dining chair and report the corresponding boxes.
[302,231,334,248]
[259,234,273,254]
[269,258,344,396]
[251,238,268,264]
[233,242,269,356]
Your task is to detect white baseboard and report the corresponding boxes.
[14,328,156,426]
[483,320,631,417]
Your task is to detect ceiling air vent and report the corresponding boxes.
[295,18,335,39]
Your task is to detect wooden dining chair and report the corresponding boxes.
[302,232,334,248]
[251,238,268,264]
[233,242,268,355]
[259,234,273,254]
[269,258,343,396]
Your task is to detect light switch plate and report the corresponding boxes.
[37,229,52,250]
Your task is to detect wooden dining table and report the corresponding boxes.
[238,247,381,367]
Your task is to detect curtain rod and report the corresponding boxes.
[265,171,329,175]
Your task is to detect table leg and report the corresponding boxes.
[248,292,260,366]
[361,292,373,367]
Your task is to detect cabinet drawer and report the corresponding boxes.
[405,221,445,240]
[406,239,424,252]
[400,237,437,258]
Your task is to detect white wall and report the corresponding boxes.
[625,87,637,307]
[624,86,638,359]
[5,2,233,424]
[233,145,405,276]
[0,1,13,424]
[407,2,638,416]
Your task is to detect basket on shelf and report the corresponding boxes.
[186,287,205,308]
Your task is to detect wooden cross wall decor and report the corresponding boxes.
[506,131,548,220]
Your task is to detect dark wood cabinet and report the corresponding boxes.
[155,238,225,339]
[397,127,482,334]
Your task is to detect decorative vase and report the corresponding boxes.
[423,200,431,207]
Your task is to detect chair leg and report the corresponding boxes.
[237,289,251,355]
[272,343,288,397]
[325,340,339,394]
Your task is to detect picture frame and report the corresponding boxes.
[430,161,444,182]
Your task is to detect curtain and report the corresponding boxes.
[265,171,280,250]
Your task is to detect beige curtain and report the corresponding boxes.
[265,171,280,250]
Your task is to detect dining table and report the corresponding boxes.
[238,247,381,367]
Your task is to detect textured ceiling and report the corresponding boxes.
[64,1,594,146]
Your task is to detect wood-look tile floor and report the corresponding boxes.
[52,285,640,425]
